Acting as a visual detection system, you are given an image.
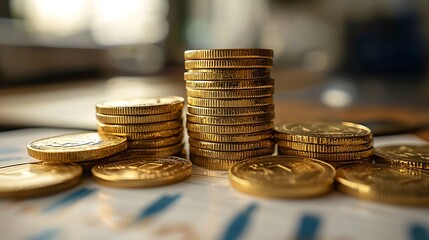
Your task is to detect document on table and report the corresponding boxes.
[0,128,428,240]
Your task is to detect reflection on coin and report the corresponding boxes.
[185,59,273,69]
[187,122,273,134]
[27,132,127,163]
[187,130,273,143]
[335,163,429,206]
[97,120,182,133]
[101,128,183,140]
[184,49,273,60]
[229,155,335,198]
[275,122,372,145]
[92,154,192,188]
[186,88,274,99]
[0,163,82,198]
[187,97,273,108]
[278,148,373,161]
[189,138,274,152]
[187,105,274,116]
[184,69,270,80]
[96,96,184,115]
[187,113,274,125]
[186,79,274,90]
[277,140,373,153]
[96,111,182,124]
[374,144,429,170]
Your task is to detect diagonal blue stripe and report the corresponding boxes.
[295,214,321,240]
[136,194,181,222]
[29,228,58,240]
[43,187,95,214]
[410,224,429,240]
[220,203,258,240]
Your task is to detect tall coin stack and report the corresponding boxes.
[275,122,374,169]
[96,97,185,156]
[184,49,276,170]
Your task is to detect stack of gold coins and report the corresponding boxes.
[275,122,374,169]
[184,49,275,170]
[96,97,185,157]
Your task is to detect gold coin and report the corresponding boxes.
[190,155,242,170]
[187,88,274,99]
[0,163,82,198]
[128,142,184,156]
[127,134,183,149]
[278,147,373,161]
[96,96,184,115]
[190,146,274,160]
[27,132,127,163]
[187,104,274,116]
[187,130,273,143]
[229,155,335,198]
[96,111,182,124]
[274,122,373,145]
[186,112,274,125]
[186,78,274,90]
[97,119,182,133]
[185,59,273,69]
[187,97,273,108]
[335,163,429,206]
[184,69,270,80]
[92,153,191,188]
[326,158,372,169]
[184,49,273,60]
[100,127,183,140]
[374,144,429,170]
[189,138,274,151]
[187,121,273,134]
[276,140,373,153]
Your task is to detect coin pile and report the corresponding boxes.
[374,144,429,170]
[96,97,185,157]
[275,122,374,168]
[184,49,276,170]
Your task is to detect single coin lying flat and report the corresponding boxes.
[229,155,336,198]
[335,163,429,206]
[92,152,192,188]
[0,163,82,198]
[27,132,127,163]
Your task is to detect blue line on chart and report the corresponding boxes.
[135,194,182,222]
[410,223,429,240]
[295,214,321,240]
[220,203,258,240]
[43,187,95,214]
[29,228,59,240]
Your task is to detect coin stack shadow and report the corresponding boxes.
[184,49,276,170]
[275,122,374,169]
[96,97,185,157]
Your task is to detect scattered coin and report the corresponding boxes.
[0,163,82,198]
[92,154,192,188]
[335,163,429,206]
[27,132,127,163]
[229,155,335,198]
[374,144,429,170]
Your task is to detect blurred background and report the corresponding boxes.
[0,0,429,136]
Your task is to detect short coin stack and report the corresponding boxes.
[96,97,185,157]
[275,122,374,168]
[184,49,276,170]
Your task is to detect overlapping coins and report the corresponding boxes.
[96,97,185,157]
[184,49,275,170]
[275,122,374,168]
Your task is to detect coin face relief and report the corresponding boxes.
[229,155,335,198]
[0,163,82,197]
[374,145,429,169]
[96,96,184,115]
[27,132,127,163]
[335,163,429,205]
[92,154,192,188]
[275,122,372,144]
